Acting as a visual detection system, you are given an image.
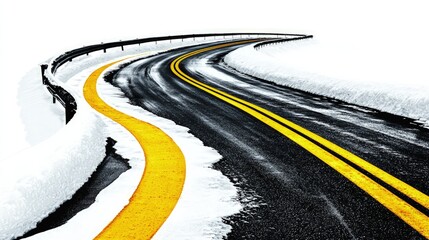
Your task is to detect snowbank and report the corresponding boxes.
[17,67,64,146]
[0,97,107,239]
[224,39,429,125]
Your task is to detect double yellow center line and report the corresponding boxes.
[170,40,429,237]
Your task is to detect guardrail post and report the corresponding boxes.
[65,102,74,124]
[121,45,124,51]
[40,64,48,85]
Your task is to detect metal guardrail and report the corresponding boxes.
[40,64,76,123]
[41,33,309,124]
[49,33,309,73]
[254,35,313,50]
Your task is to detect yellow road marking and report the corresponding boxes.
[170,41,429,237]
[83,59,186,239]
[175,44,429,211]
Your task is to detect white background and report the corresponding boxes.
[1,0,428,157]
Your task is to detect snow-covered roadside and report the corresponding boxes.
[23,66,145,240]
[13,38,242,239]
[17,68,64,146]
[1,36,116,238]
[224,39,429,126]
[0,90,107,240]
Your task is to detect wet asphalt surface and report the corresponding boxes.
[107,40,429,239]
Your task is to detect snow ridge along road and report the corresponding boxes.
[83,59,186,239]
[169,42,429,238]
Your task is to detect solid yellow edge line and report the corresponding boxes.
[170,44,429,237]
[173,44,429,211]
[83,59,186,239]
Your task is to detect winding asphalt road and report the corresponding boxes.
[107,40,429,239]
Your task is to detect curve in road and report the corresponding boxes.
[107,39,429,239]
